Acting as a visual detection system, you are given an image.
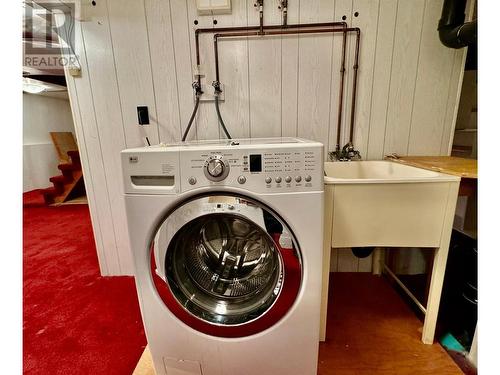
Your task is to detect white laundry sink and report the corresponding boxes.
[324,160,448,184]
[323,161,460,248]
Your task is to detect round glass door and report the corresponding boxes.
[150,194,302,337]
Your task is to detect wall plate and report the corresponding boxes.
[196,84,225,102]
[196,0,232,15]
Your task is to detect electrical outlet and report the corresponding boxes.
[196,84,225,102]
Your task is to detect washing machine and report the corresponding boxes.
[121,137,324,375]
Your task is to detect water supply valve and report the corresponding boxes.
[212,80,223,95]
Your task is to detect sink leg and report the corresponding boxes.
[421,182,459,344]
[422,246,449,344]
[372,248,384,275]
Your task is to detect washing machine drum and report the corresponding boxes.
[150,195,302,337]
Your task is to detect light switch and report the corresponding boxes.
[137,106,149,125]
[196,0,231,15]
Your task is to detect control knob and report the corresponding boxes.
[207,159,224,178]
[204,155,230,182]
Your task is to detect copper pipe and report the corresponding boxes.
[194,22,348,70]
[211,26,360,145]
[349,29,361,144]
[337,28,347,149]
[194,22,348,111]
[193,22,359,148]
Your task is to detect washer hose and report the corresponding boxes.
[181,94,200,142]
[215,94,232,139]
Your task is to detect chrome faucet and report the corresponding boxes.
[328,142,361,161]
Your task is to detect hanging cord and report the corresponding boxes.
[181,82,203,142]
[213,81,232,139]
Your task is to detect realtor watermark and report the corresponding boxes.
[23,0,80,71]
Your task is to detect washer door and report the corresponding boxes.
[150,194,302,338]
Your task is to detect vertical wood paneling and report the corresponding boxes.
[248,1,282,137]
[66,14,121,275]
[351,0,380,157]
[336,0,354,148]
[408,0,456,155]
[68,0,469,275]
[64,58,108,276]
[337,248,359,272]
[82,0,132,274]
[383,0,426,156]
[186,1,218,140]
[107,0,159,147]
[366,0,398,160]
[144,0,182,143]
[327,1,348,151]
[281,0,300,137]
[297,0,335,146]
[358,252,373,272]
[215,1,250,139]
[169,0,198,141]
[440,50,466,154]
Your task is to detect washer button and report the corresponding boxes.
[265,177,272,184]
[295,176,302,183]
[275,176,282,183]
[305,175,312,182]
[237,175,246,184]
[188,177,197,185]
[285,176,292,183]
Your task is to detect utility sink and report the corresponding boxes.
[324,160,451,183]
[323,161,460,248]
[320,160,461,345]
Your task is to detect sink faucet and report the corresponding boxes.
[328,142,361,161]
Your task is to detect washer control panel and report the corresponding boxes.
[180,141,323,193]
[121,138,323,195]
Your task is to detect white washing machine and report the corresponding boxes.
[121,137,324,375]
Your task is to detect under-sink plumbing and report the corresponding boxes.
[328,142,361,161]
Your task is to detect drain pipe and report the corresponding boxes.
[438,0,477,48]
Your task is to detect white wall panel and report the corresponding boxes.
[383,0,426,156]
[216,0,250,138]
[297,0,334,146]
[328,0,351,152]
[186,1,218,140]
[408,0,456,155]
[144,0,182,143]
[66,0,470,275]
[169,0,199,141]
[366,0,398,160]
[64,17,119,275]
[281,0,300,137]
[337,248,359,272]
[248,2,281,138]
[81,0,133,275]
[350,0,380,157]
[336,0,354,149]
[107,0,160,147]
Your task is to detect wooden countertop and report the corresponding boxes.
[385,156,477,179]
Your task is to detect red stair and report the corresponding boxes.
[41,150,85,205]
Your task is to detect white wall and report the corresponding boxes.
[23,93,75,192]
[65,0,472,276]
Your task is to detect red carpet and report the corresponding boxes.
[23,191,146,374]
